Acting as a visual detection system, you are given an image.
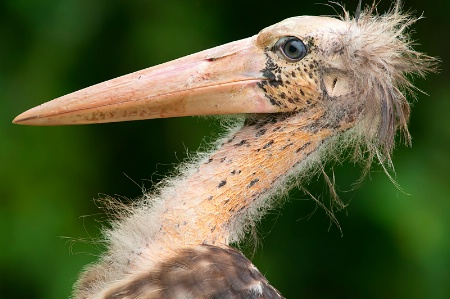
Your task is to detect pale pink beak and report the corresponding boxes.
[13,37,286,126]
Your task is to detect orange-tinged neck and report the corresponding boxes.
[149,106,352,254]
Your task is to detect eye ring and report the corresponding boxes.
[275,36,308,62]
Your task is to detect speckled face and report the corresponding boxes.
[254,16,357,123]
[257,35,322,113]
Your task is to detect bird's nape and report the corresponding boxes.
[13,2,436,298]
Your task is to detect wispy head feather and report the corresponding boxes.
[338,1,437,166]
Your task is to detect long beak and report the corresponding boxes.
[13,37,285,126]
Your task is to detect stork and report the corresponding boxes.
[14,2,434,298]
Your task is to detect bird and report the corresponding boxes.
[13,1,435,298]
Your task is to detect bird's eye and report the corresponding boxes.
[275,36,307,62]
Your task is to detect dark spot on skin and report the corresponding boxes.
[291,71,296,77]
[257,83,285,108]
[285,80,290,85]
[208,196,213,201]
[300,89,305,96]
[263,140,274,149]
[236,206,246,213]
[218,180,227,188]
[278,113,292,121]
[304,68,308,72]
[260,54,279,81]
[258,53,290,107]
[273,126,281,132]
[224,198,230,204]
[301,117,322,133]
[306,37,316,48]
[288,99,294,103]
[255,128,267,137]
[234,140,247,146]
[247,179,260,188]
[244,118,257,126]
[220,157,226,163]
[258,81,268,93]
[308,72,313,79]
[254,115,279,129]
[281,142,294,150]
[268,96,283,107]
[306,99,311,104]
[270,116,280,123]
[205,158,213,164]
[225,136,236,143]
[296,141,312,153]
[309,63,315,69]
[306,125,319,134]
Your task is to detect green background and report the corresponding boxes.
[1,0,448,298]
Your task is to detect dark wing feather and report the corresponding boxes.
[105,244,284,299]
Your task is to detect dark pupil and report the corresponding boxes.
[288,44,298,55]
[284,40,302,59]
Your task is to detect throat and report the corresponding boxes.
[149,108,337,254]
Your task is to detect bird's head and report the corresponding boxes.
[255,9,434,163]
[13,3,434,164]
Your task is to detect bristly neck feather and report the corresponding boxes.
[102,105,356,273]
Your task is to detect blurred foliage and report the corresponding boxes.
[1,0,449,298]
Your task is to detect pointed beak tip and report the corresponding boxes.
[13,109,43,126]
[12,115,33,125]
[12,113,27,125]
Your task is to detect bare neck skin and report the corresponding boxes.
[138,105,355,263]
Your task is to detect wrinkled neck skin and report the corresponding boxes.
[75,90,360,298]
